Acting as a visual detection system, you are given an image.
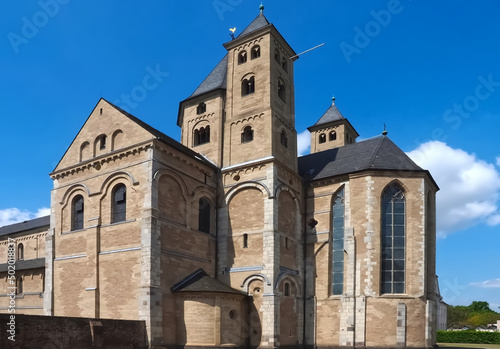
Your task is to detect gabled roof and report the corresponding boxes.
[298,136,438,188]
[0,215,49,236]
[171,268,246,295]
[238,12,271,38]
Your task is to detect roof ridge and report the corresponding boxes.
[170,268,207,292]
[366,136,386,168]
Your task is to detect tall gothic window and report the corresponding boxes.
[332,187,345,295]
[112,184,127,223]
[199,198,211,234]
[72,195,84,231]
[242,76,255,96]
[381,183,406,294]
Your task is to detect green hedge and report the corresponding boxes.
[437,330,500,344]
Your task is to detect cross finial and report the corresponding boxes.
[382,123,388,136]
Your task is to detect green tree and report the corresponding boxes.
[468,301,495,313]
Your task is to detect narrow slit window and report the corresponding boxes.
[100,135,107,150]
[284,282,290,296]
[275,48,280,63]
[281,57,288,72]
[16,277,23,295]
[17,243,24,260]
[243,233,248,248]
[280,130,288,148]
[278,79,286,102]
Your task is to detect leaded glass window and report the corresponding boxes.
[381,183,406,294]
[112,184,127,223]
[72,195,84,231]
[332,187,345,295]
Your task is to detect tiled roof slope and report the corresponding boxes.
[171,269,246,295]
[238,12,270,38]
[0,215,50,236]
[189,55,228,99]
[298,136,428,182]
[309,102,345,129]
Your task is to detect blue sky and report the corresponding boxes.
[1,1,499,310]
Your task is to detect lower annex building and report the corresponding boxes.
[0,7,446,349]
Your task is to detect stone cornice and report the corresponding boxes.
[50,140,153,180]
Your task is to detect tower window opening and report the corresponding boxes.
[319,133,326,144]
[194,126,210,146]
[278,79,286,102]
[280,130,288,148]
[241,126,254,143]
[242,76,255,96]
[99,134,107,150]
[274,48,280,63]
[197,102,206,114]
[238,51,247,64]
[251,45,261,59]
[281,57,288,72]
[199,198,211,234]
[329,131,337,141]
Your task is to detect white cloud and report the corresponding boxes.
[0,207,50,228]
[297,129,311,156]
[408,141,500,237]
[496,156,500,167]
[470,279,500,288]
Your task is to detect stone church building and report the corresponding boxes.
[0,8,445,349]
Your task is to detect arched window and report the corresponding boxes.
[16,276,23,295]
[251,45,260,59]
[274,48,280,63]
[99,134,107,150]
[197,102,206,115]
[241,126,254,143]
[332,187,345,295]
[278,79,286,102]
[238,51,247,64]
[329,131,337,141]
[241,76,255,96]
[198,198,211,234]
[112,184,126,223]
[381,183,406,294]
[72,195,84,231]
[17,243,24,260]
[319,133,326,144]
[281,57,288,72]
[194,126,210,146]
[284,282,291,296]
[280,130,288,148]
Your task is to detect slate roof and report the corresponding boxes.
[298,136,437,186]
[0,215,49,236]
[238,12,271,38]
[183,12,271,102]
[0,258,45,272]
[309,102,345,129]
[171,269,246,295]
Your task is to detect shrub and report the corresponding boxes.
[437,330,500,344]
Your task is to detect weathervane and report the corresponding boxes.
[229,27,236,40]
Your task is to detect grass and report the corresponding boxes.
[438,343,500,349]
